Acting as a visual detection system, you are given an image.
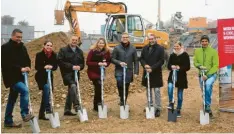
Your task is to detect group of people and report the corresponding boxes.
[1,29,218,128]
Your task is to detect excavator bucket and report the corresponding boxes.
[54,10,64,25]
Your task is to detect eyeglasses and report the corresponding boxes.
[122,37,129,38]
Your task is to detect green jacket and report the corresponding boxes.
[193,45,219,76]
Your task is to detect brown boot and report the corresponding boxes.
[23,114,34,122]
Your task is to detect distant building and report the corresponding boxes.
[1,25,34,45]
[188,17,208,33]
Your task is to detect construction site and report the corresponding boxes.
[1,0,234,133]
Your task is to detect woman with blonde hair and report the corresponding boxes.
[86,38,111,112]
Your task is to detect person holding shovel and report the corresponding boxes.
[194,35,219,118]
[1,29,34,128]
[57,35,85,116]
[140,34,165,117]
[111,32,139,106]
[86,38,111,112]
[167,42,190,118]
[35,40,58,120]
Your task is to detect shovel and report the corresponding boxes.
[145,72,155,119]
[45,69,60,128]
[23,72,40,133]
[200,70,209,125]
[168,69,177,122]
[98,66,108,119]
[74,70,88,122]
[120,66,129,119]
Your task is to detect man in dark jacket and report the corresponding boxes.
[140,34,165,117]
[111,32,139,105]
[57,35,85,116]
[1,29,34,128]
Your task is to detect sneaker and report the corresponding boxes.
[23,114,34,122]
[167,103,173,109]
[64,111,76,116]
[205,105,211,113]
[4,122,22,128]
[155,109,161,117]
[177,109,181,118]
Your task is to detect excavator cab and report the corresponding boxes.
[105,14,145,47]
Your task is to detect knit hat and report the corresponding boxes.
[200,35,210,43]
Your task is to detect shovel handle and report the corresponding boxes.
[22,72,33,114]
[74,70,82,109]
[146,72,151,109]
[123,66,127,107]
[100,66,105,106]
[201,70,206,112]
[46,69,54,112]
[172,69,177,103]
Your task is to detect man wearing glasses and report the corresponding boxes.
[139,34,165,117]
[111,32,139,106]
[57,35,85,116]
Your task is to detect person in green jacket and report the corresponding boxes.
[193,35,219,118]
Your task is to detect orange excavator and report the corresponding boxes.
[55,0,169,50]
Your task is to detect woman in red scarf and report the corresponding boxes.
[35,40,58,120]
[86,38,111,112]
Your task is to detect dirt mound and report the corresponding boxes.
[1,32,144,106]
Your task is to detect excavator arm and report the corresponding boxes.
[64,0,127,45]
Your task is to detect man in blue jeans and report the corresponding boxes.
[194,35,219,118]
[1,29,34,128]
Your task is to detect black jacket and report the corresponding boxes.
[111,42,139,83]
[35,50,58,90]
[57,45,85,85]
[1,39,31,88]
[140,43,165,88]
[167,51,190,89]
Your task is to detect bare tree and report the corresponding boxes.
[1,15,14,25]
[17,20,29,26]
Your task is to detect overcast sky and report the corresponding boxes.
[1,0,234,34]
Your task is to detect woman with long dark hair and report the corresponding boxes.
[35,40,58,120]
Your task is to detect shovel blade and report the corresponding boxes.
[120,105,129,119]
[29,117,40,133]
[168,109,177,122]
[146,107,155,119]
[77,108,88,122]
[200,110,209,125]
[47,113,60,128]
[98,104,107,119]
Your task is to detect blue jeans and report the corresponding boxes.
[4,82,29,124]
[168,83,184,109]
[199,74,217,106]
[43,84,51,112]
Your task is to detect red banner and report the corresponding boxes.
[218,18,234,68]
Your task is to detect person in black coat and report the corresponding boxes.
[140,34,165,117]
[167,42,190,118]
[35,40,58,120]
[111,32,139,105]
[57,35,85,116]
[1,29,34,128]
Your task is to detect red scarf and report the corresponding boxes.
[43,48,52,58]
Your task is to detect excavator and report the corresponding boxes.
[55,0,169,50]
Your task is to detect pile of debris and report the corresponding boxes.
[1,32,145,106]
